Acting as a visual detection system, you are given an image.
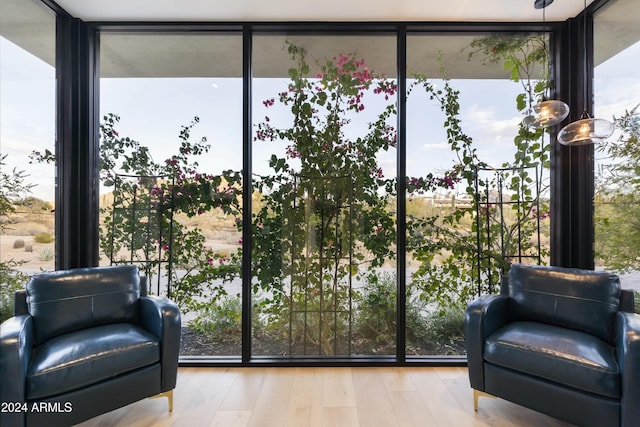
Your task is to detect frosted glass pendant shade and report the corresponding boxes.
[557,117,614,146]
[523,100,570,128]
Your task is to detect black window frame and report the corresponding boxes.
[44,4,609,365]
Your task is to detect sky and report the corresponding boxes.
[1,35,639,203]
[594,40,640,167]
[1,37,56,201]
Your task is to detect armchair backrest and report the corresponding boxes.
[26,265,142,345]
[508,264,621,344]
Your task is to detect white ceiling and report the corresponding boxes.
[53,0,596,22]
[3,0,636,79]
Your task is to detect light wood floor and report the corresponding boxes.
[77,367,574,427]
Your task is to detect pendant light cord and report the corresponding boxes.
[581,0,590,119]
[543,4,548,101]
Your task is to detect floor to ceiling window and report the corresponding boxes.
[99,32,244,357]
[0,0,56,321]
[88,23,560,363]
[404,33,552,356]
[593,0,640,302]
[251,34,398,357]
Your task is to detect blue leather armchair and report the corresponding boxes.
[466,263,640,427]
[0,265,181,427]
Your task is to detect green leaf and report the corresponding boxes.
[516,94,527,111]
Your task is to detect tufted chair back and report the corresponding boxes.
[26,265,142,345]
[507,263,621,344]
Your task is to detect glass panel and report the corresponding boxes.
[594,0,640,307]
[99,33,244,356]
[0,0,56,322]
[405,33,551,356]
[252,35,397,357]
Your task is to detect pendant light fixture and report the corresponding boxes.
[524,0,570,129]
[557,0,614,146]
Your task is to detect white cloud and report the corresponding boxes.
[421,142,449,150]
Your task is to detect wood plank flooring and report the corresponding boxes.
[76,367,574,427]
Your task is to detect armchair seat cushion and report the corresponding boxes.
[485,321,620,399]
[26,323,160,400]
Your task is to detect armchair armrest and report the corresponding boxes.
[465,294,509,391]
[620,289,635,313]
[139,296,181,391]
[615,311,640,427]
[0,315,34,427]
[14,290,28,315]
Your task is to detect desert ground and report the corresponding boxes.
[1,234,56,273]
[2,232,639,293]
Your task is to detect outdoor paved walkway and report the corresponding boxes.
[619,270,640,292]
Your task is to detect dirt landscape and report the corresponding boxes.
[1,234,55,273]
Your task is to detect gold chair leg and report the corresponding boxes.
[150,389,174,412]
[473,389,494,411]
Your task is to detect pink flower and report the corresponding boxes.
[286,145,301,159]
[335,53,350,67]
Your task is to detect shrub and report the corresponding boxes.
[189,295,242,343]
[355,272,397,343]
[405,295,431,345]
[38,247,54,261]
[418,305,466,355]
[0,261,29,323]
[355,272,432,354]
[34,232,54,243]
[634,290,640,314]
[13,239,25,249]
